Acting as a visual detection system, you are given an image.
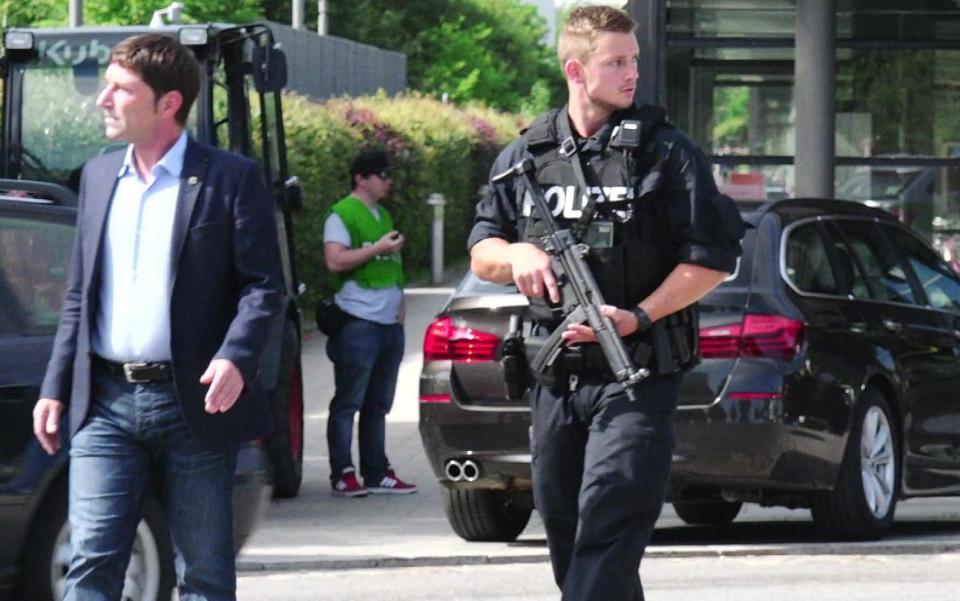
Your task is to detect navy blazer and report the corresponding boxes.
[40,138,285,449]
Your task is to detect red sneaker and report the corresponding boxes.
[332,468,368,498]
[366,469,417,495]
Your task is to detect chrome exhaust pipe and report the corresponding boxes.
[444,459,463,481]
[461,459,480,482]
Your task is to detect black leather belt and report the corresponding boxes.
[93,355,172,383]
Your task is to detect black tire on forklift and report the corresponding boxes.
[266,319,305,499]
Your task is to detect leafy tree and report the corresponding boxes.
[321,0,563,113]
[83,0,262,26]
[0,0,64,27]
[414,17,519,108]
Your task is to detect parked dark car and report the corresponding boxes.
[419,198,960,542]
[0,187,271,601]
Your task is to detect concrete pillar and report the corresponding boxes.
[794,1,836,198]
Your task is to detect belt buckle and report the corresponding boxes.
[123,362,150,383]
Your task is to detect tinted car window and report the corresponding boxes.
[830,220,917,304]
[0,214,73,336]
[784,223,840,294]
[883,225,960,314]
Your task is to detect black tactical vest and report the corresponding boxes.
[518,104,674,311]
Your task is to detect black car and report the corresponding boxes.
[0,187,271,601]
[419,198,960,542]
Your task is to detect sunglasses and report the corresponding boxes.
[372,170,392,179]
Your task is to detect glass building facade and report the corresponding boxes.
[627,0,960,265]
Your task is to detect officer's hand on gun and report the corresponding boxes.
[507,242,560,303]
[508,241,641,346]
[561,305,642,344]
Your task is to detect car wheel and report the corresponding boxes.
[811,387,899,540]
[18,480,175,601]
[672,499,743,525]
[442,488,532,542]
[267,319,305,499]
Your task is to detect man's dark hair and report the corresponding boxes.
[349,149,392,189]
[110,34,201,126]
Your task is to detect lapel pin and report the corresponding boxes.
[188,175,199,186]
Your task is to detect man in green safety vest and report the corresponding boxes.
[322,149,417,498]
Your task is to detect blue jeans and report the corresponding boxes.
[326,318,404,484]
[65,369,238,601]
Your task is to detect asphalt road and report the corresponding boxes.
[238,552,960,600]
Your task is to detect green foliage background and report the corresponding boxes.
[275,93,522,304]
[2,0,565,113]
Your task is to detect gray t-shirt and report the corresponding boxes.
[323,207,403,324]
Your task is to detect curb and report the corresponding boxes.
[237,553,551,573]
[236,539,960,574]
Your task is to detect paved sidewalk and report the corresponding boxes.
[238,280,960,573]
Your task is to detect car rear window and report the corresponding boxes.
[784,223,841,294]
[0,213,74,337]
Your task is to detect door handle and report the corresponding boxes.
[882,319,903,333]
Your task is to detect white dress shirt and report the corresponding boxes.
[92,131,187,362]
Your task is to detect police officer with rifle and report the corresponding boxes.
[468,6,745,601]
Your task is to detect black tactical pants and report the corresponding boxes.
[531,372,681,601]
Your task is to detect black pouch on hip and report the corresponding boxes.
[315,297,349,337]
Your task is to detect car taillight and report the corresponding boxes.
[423,316,500,362]
[699,314,804,361]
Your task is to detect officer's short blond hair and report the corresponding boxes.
[557,5,636,66]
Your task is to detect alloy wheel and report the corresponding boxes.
[860,405,896,519]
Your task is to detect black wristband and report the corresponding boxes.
[631,306,653,334]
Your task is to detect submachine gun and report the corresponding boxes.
[492,158,649,402]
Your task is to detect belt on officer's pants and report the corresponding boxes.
[92,355,173,383]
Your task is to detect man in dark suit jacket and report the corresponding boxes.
[32,34,283,601]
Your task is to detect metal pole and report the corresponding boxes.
[292,0,304,29]
[794,0,836,198]
[427,193,446,285]
[69,0,83,27]
[317,0,328,36]
[169,2,183,24]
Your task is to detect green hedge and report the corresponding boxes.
[281,92,523,307]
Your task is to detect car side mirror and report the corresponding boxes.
[284,176,302,211]
[251,46,287,93]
